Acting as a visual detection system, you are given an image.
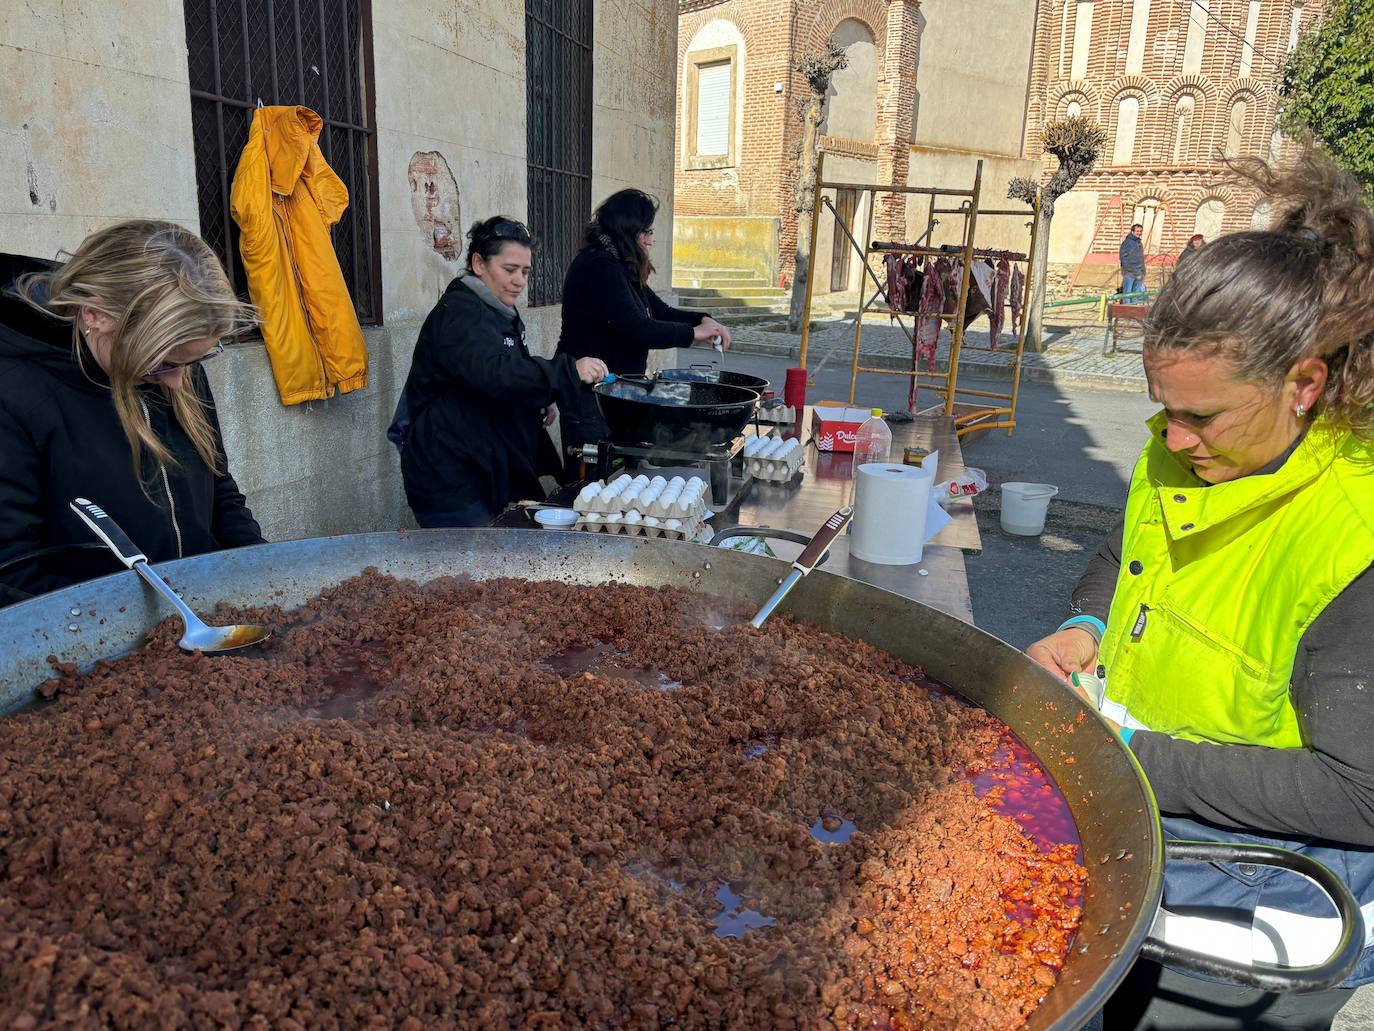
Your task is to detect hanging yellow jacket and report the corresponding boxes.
[230,106,368,405]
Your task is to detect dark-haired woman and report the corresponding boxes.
[390,217,608,527]
[555,189,732,479]
[1029,150,1374,1029]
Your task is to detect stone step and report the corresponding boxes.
[672,273,773,290]
[672,267,761,280]
[697,303,791,319]
[672,278,775,291]
[675,286,788,300]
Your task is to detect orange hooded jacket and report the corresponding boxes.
[230,106,368,405]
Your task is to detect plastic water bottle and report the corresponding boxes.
[852,408,893,476]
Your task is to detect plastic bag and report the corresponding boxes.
[935,467,988,504]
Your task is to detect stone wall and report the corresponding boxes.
[2,0,681,542]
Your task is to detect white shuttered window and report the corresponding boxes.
[695,62,731,157]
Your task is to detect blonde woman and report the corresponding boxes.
[0,220,264,606]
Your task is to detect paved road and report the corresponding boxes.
[716,350,1373,1028]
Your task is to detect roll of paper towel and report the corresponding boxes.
[851,463,934,565]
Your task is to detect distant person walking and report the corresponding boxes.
[1119,222,1146,298]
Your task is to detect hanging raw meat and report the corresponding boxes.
[883,253,908,314]
[915,258,944,374]
[1009,263,1026,341]
[989,258,1012,349]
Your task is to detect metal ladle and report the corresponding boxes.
[69,498,271,653]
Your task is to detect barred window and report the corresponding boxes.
[182,0,381,323]
[525,0,594,307]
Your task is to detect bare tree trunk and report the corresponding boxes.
[1025,207,1054,351]
[787,98,823,334]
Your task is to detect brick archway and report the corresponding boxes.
[802,0,888,53]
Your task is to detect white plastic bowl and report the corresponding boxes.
[533,508,579,530]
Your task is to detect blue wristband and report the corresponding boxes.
[1119,727,1135,746]
[1058,614,1107,640]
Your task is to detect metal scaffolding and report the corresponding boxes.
[797,152,1040,438]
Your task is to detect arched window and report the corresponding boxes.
[1126,0,1151,74]
[1183,0,1208,74]
[1251,201,1271,230]
[1071,0,1095,80]
[1172,94,1196,163]
[1113,95,1141,166]
[1225,98,1248,158]
[1066,98,1083,118]
[822,19,878,140]
[1194,198,1225,241]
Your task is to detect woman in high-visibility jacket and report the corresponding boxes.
[1029,150,1374,1029]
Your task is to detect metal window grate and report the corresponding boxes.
[525,0,594,307]
[183,0,381,324]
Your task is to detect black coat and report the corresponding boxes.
[394,276,581,519]
[554,248,708,376]
[552,248,710,475]
[0,253,264,606]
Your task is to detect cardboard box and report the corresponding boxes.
[810,406,872,452]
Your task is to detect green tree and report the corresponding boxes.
[1280,0,1374,193]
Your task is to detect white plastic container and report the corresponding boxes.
[1000,482,1060,536]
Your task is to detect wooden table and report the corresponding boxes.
[712,408,979,622]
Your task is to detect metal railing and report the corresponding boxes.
[183,0,381,324]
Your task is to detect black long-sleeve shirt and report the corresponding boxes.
[1067,515,1374,845]
[0,254,264,606]
[555,248,709,376]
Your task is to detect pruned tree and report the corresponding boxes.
[1008,116,1108,350]
[787,38,848,333]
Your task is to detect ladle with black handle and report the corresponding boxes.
[69,498,271,653]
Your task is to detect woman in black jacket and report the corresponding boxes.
[0,221,264,607]
[391,217,607,527]
[555,189,732,479]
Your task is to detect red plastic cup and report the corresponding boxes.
[784,367,807,412]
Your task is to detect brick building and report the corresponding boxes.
[1024,0,1321,291]
[672,0,1040,306]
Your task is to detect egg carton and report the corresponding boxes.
[574,512,709,542]
[742,434,805,483]
[573,473,711,525]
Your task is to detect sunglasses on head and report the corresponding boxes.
[491,219,532,244]
[144,340,225,379]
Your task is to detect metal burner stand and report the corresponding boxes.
[585,436,754,512]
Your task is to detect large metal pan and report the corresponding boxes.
[594,378,759,451]
[0,531,1360,1028]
